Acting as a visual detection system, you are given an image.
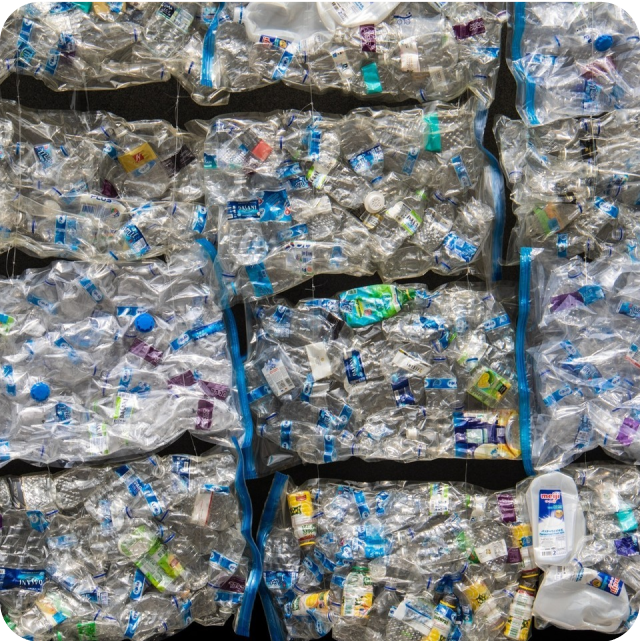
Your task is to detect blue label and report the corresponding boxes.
[0,568,45,592]
[34,144,54,168]
[280,420,292,450]
[424,378,457,390]
[578,284,605,306]
[300,374,314,402]
[170,455,190,490]
[348,144,384,176]
[192,206,208,233]
[594,197,619,219]
[402,147,420,176]
[113,465,140,497]
[392,377,415,406]
[170,320,225,351]
[130,569,146,601]
[483,314,510,331]
[272,47,294,80]
[26,511,49,532]
[557,233,568,258]
[247,385,271,404]
[3,365,16,396]
[323,435,335,463]
[375,491,391,515]
[344,350,366,384]
[264,570,297,590]
[288,175,309,191]
[122,224,150,257]
[277,224,308,243]
[227,200,260,219]
[443,233,478,263]
[419,316,447,331]
[259,190,291,223]
[277,162,302,179]
[124,610,141,639]
[618,301,640,319]
[54,215,67,245]
[313,549,336,573]
[353,490,371,519]
[78,277,104,303]
[451,155,472,189]
[246,263,274,298]
[543,384,573,407]
[210,550,239,574]
[538,489,564,522]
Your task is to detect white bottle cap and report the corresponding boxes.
[364,191,385,213]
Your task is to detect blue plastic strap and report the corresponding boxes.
[232,437,261,637]
[257,473,289,641]
[512,3,526,61]
[201,3,224,87]
[196,239,257,479]
[474,107,506,281]
[517,247,535,475]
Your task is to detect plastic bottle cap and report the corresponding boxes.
[364,191,385,213]
[595,34,613,51]
[30,382,50,402]
[134,313,155,333]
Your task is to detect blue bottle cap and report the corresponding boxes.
[595,34,614,52]
[134,313,155,333]
[30,382,50,402]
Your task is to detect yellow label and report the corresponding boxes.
[118,142,157,173]
[92,2,110,15]
[287,491,316,545]
[462,580,491,611]
[512,523,532,547]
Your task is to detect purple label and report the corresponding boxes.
[168,370,196,387]
[615,537,640,557]
[129,338,163,367]
[215,575,246,594]
[549,291,584,313]
[101,179,118,198]
[160,144,196,177]
[453,17,486,39]
[199,380,230,400]
[498,493,517,523]
[507,547,522,564]
[617,416,640,446]
[195,400,214,430]
[359,24,377,52]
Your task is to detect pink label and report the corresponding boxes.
[129,338,163,367]
[617,416,640,446]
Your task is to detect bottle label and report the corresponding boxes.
[280,420,292,450]
[348,144,384,176]
[122,224,150,257]
[392,599,433,635]
[209,550,239,574]
[483,314,511,331]
[578,569,624,596]
[129,338,163,367]
[468,367,511,405]
[453,17,486,39]
[451,155,472,189]
[344,350,367,385]
[549,284,604,313]
[424,378,457,390]
[359,24,377,52]
[118,142,157,174]
[399,37,420,72]
[262,358,295,396]
[130,569,146,601]
[392,377,415,407]
[442,232,478,263]
[272,46,295,81]
[191,205,208,233]
[0,568,45,592]
[246,263,274,298]
[385,202,422,235]
[424,112,441,152]
[124,610,140,639]
[614,536,640,557]
[617,301,640,319]
[160,144,196,177]
[264,570,297,591]
[331,47,353,77]
[475,538,508,563]
[287,491,316,546]
[594,196,619,219]
[157,2,193,32]
[195,399,214,431]
[429,483,450,515]
[227,199,260,220]
[617,416,640,446]
[392,349,430,376]
[537,489,566,559]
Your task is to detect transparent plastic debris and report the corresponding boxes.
[193,99,499,302]
[508,2,640,126]
[244,282,519,473]
[0,244,242,467]
[495,109,640,265]
[1,3,504,106]
[517,246,640,471]
[258,474,536,641]
[0,450,258,640]
[0,99,211,261]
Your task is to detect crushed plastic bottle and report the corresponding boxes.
[0,243,242,467]
[244,282,519,473]
[0,450,259,641]
[200,100,501,301]
[0,3,505,106]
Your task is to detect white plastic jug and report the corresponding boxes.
[317,2,400,30]
[525,470,586,567]
[243,3,333,43]
[533,566,630,632]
